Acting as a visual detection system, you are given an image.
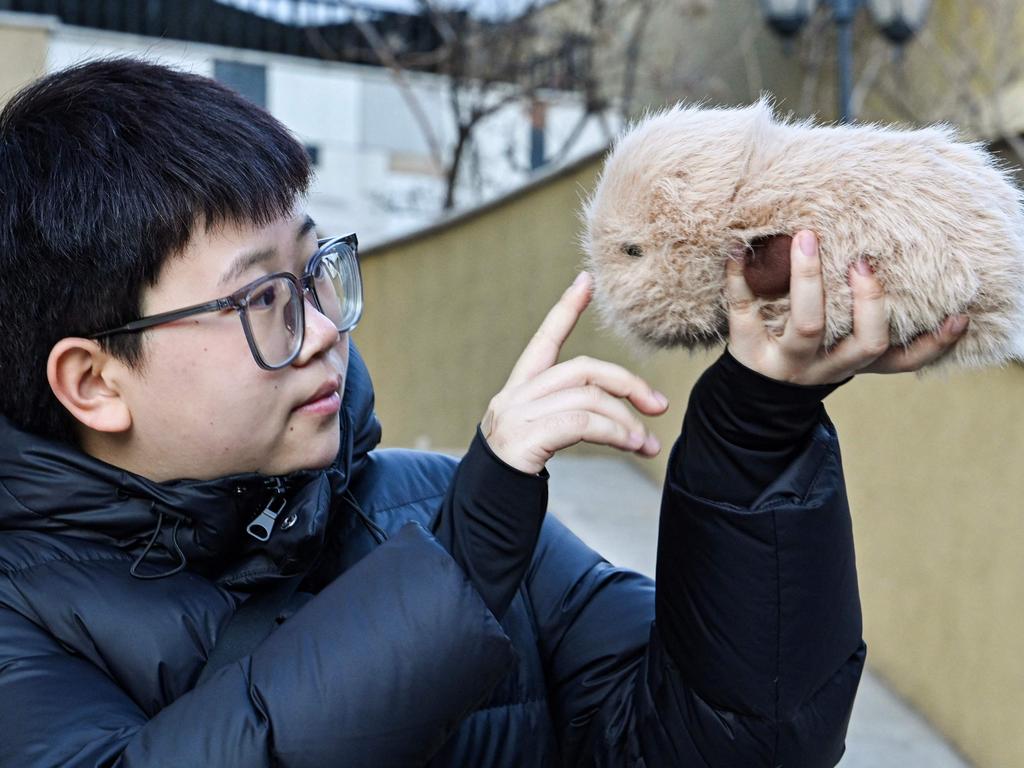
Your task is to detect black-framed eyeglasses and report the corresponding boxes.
[88,234,363,370]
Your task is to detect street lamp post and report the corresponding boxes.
[834,0,858,124]
[760,0,932,123]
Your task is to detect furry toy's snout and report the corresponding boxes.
[582,100,1024,370]
[742,235,792,298]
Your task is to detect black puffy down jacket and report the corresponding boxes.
[0,342,864,767]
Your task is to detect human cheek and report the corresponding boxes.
[333,333,350,382]
[155,330,259,428]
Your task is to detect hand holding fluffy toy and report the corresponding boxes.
[582,100,1024,372]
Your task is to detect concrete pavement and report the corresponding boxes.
[544,452,973,768]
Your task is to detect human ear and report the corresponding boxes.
[46,338,132,433]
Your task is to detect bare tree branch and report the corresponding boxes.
[301,6,446,173]
[620,0,657,116]
[297,0,671,210]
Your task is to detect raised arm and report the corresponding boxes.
[526,362,864,766]
[527,231,967,766]
[432,273,667,620]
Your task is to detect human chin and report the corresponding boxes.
[280,409,342,472]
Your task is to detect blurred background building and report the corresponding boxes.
[3,2,1023,767]
[0,0,616,246]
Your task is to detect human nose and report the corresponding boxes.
[292,294,341,366]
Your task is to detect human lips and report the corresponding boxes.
[294,377,342,414]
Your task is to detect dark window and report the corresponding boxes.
[530,126,546,170]
[529,101,547,171]
[213,60,266,108]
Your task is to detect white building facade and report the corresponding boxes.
[2,9,615,247]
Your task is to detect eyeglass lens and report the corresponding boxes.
[244,277,304,368]
[242,241,362,369]
[311,241,361,332]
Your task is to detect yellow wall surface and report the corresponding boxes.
[356,155,1024,768]
[833,367,1024,768]
[0,19,50,103]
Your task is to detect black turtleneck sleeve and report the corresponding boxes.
[677,347,851,506]
[431,426,548,621]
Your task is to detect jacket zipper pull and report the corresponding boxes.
[247,478,287,542]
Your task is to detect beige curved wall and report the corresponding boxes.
[355,155,1024,768]
[834,366,1024,768]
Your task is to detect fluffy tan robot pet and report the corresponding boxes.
[582,100,1024,370]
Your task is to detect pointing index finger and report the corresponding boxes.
[506,272,592,387]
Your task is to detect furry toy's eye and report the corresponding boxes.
[622,244,644,258]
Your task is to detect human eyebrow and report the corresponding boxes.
[218,216,318,288]
[297,215,316,241]
[218,247,276,288]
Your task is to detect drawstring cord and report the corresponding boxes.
[129,502,188,580]
[356,507,388,545]
[345,489,388,545]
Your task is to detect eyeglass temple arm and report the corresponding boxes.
[88,298,234,339]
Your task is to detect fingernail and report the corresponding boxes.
[629,431,645,449]
[798,231,817,258]
[855,259,873,276]
[643,434,661,454]
[571,272,590,290]
[951,314,969,334]
[653,390,669,407]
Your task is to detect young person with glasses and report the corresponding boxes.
[0,59,967,767]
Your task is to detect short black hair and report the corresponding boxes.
[0,58,311,443]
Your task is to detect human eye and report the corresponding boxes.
[249,283,278,309]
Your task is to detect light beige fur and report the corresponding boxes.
[582,100,1024,370]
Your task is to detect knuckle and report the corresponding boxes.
[862,339,889,357]
[795,263,822,279]
[940,326,962,344]
[793,321,824,339]
[856,285,886,302]
[530,328,554,348]
[912,333,940,352]
[727,295,756,313]
[613,422,633,445]
[558,410,590,430]
[886,357,913,373]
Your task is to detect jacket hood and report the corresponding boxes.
[0,339,383,586]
